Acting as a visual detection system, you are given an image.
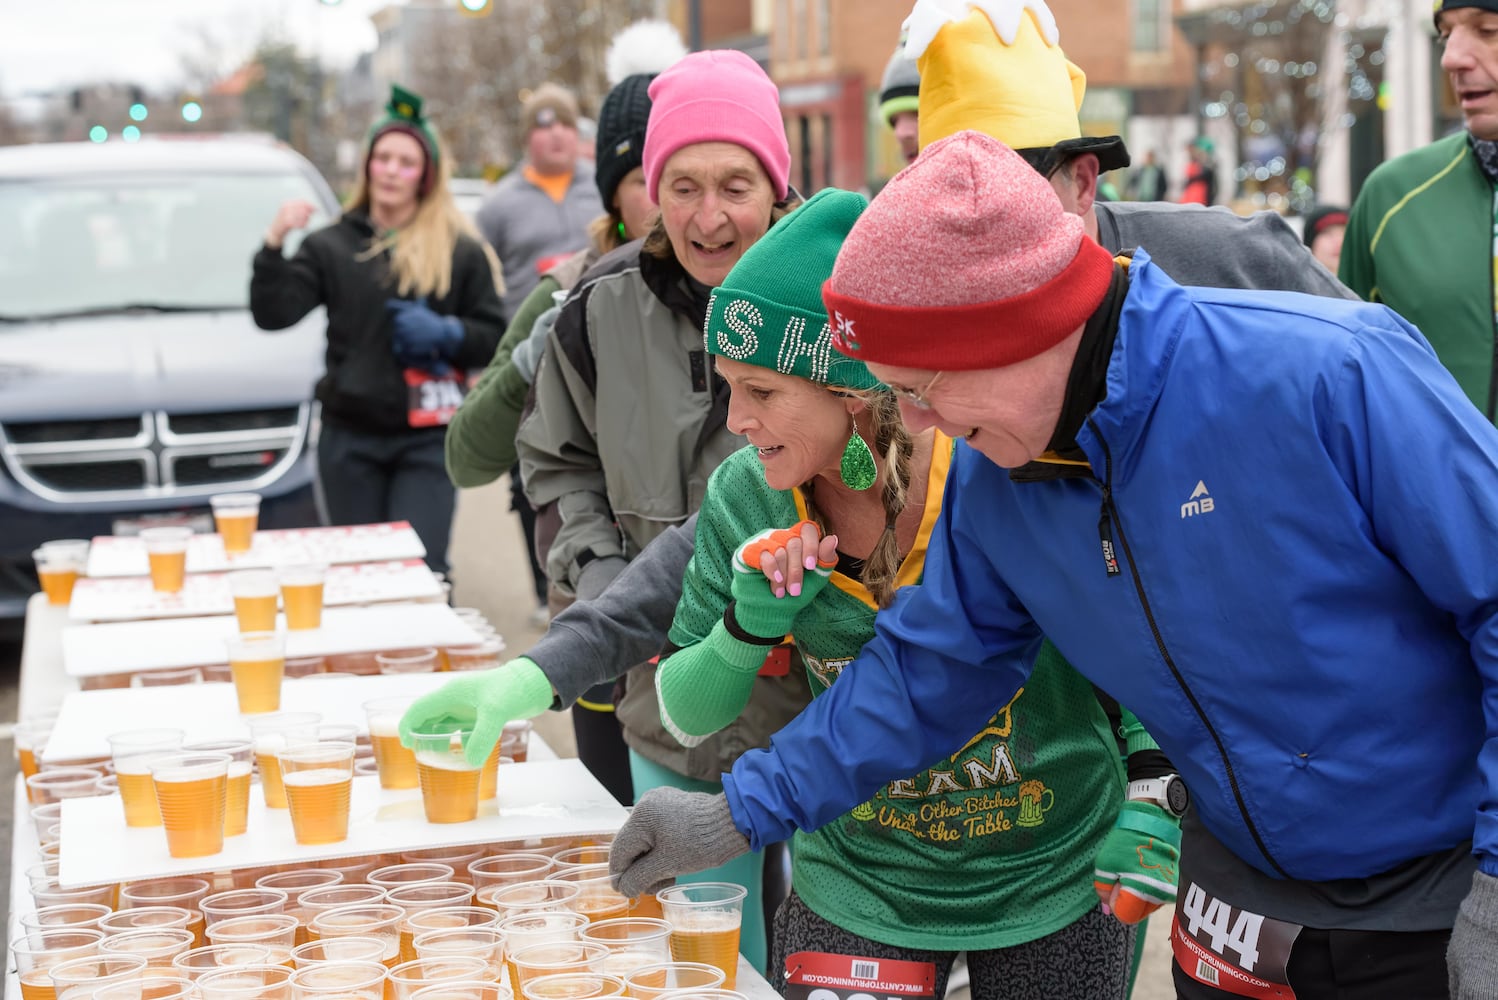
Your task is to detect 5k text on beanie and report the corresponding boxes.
[643,49,791,203]
[822,130,1114,371]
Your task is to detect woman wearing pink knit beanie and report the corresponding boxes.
[514,47,800,977]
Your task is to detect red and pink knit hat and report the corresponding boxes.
[643,50,791,204]
[822,130,1114,370]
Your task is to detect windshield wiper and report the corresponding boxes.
[7,303,241,322]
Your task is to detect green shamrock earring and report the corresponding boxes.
[840,418,877,491]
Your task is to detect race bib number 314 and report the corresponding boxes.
[404,369,466,428]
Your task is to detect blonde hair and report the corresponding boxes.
[800,392,915,608]
[586,212,627,255]
[346,130,504,300]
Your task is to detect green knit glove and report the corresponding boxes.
[1092,800,1181,924]
[397,657,555,766]
[729,521,836,640]
[655,621,768,747]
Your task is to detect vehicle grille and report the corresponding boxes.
[0,405,310,502]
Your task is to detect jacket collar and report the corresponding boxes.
[638,248,712,330]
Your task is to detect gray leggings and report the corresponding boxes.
[771,890,1135,1000]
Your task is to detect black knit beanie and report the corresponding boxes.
[1302,205,1348,248]
[1435,0,1498,27]
[594,73,655,209]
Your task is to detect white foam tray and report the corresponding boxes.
[57,759,623,888]
[41,672,481,763]
[60,603,482,678]
[85,522,426,578]
[68,559,443,622]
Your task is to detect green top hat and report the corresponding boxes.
[705,188,882,391]
[366,84,440,169]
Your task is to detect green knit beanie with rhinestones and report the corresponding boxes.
[704,188,883,392]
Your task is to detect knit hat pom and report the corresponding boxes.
[822,130,1114,371]
[643,50,791,203]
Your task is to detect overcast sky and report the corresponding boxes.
[0,0,389,97]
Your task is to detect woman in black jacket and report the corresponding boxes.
[251,85,505,575]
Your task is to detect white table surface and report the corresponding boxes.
[85,521,426,577]
[61,602,483,677]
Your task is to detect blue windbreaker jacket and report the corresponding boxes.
[723,250,1498,882]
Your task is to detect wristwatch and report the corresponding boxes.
[1128,774,1190,818]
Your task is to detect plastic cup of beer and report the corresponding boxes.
[16,719,53,790]
[621,961,725,1000]
[194,961,294,999]
[501,720,532,763]
[226,631,286,715]
[200,888,290,930]
[476,746,510,804]
[289,960,389,997]
[171,943,274,980]
[550,866,629,924]
[30,880,116,912]
[413,926,505,979]
[278,563,327,630]
[510,942,610,992]
[469,854,555,901]
[150,752,230,858]
[119,877,211,946]
[410,729,483,824]
[140,527,193,593]
[211,494,261,554]
[444,638,505,673]
[401,847,485,886]
[98,926,196,974]
[376,648,439,675]
[10,927,104,1000]
[387,956,490,1000]
[46,953,147,1000]
[248,712,321,809]
[33,540,89,605]
[257,870,344,946]
[205,914,300,967]
[654,884,744,990]
[229,569,280,632]
[107,728,184,828]
[519,972,626,1000]
[92,978,197,1000]
[279,742,355,845]
[298,886,388,940]
[406,907,500,940]
[99,907,195,942]
[182,739,254,837]
[485,881,582,919]
[578,919,673,980]
[290,935,387,968]
[20,903,113,938]
[384,882,476,964]
[496,913,589,976]
[307,903,403,971]
[26,766,105,805]
[411,983,512,1000]
[363,697,419,790]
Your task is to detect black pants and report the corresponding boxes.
[508,464,547,604]
[317,422,454,576]
[1172,926,1452,999]
[571,696,634,806]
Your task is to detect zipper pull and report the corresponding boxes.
[1098,492,1121,577]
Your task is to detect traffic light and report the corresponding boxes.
[458,0,493,15]
[181,101,203,123]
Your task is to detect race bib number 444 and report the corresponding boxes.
[1171,881,1301,999]
[784,951,934,1000]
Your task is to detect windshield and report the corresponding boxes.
[0,170,330,320]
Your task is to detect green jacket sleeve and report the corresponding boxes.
[445,276,560,488]
[1118,706,1160,757]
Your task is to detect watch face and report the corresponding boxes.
[1166,777,1190,815]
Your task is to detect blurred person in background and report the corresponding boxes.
[405,49,808,974]
[1180,136,1218,206]
[476,81,605,626]
[878,43,922,166]
[1341,0,1498,426]
[1300,205,1347,275]
[444,19,689,806]
[1125,149,1168,202]
[250,85,505,576]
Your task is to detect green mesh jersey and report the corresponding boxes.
[668,442,1128,950]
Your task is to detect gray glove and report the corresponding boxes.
[609,788,750,898]
[1450,869,1498,999]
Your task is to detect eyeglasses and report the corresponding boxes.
[889,371,945,411]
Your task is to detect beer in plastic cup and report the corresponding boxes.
[33,540,89,605]
[468,854,555,902]
[185,740,255,837]
[16,719,53,788]
[482,881,581,918]
[205,914,300,968]
[107,728,184,828]
[288,959,389,997]
[410,729,482,824]
[278,563,327,630]
[509,942,609,993]
[518,972,626,1000]
[140,527,193,593]
[364,697,419,790]
[256,870,344,948]
[25,767,106,806]
[117,878,210,947]
[501,720,532,763]
[211,494,261,554]
[226,631,285,714]
[279,743,355,845]
[10,927,104,1000]
[549,866,629,923]
[383,882,474,965]
[150,752,230,858]
[620,961,725,1000]
[45,952,147,1000]
[247,713,319,809]
[655,884,745,990]
[307,904,403,973]
[375,648,438,675]
[97,926,196,975]
[229,570,279,632]
[578,919,673,979]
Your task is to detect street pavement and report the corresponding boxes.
[0,477,1176,997]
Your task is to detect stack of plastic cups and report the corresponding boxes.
[383,882,475,964]
[307,903,404,976]
[256,869,344,947]
[496,910,588,997]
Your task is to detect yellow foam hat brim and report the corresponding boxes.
[917,7,1087,152]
